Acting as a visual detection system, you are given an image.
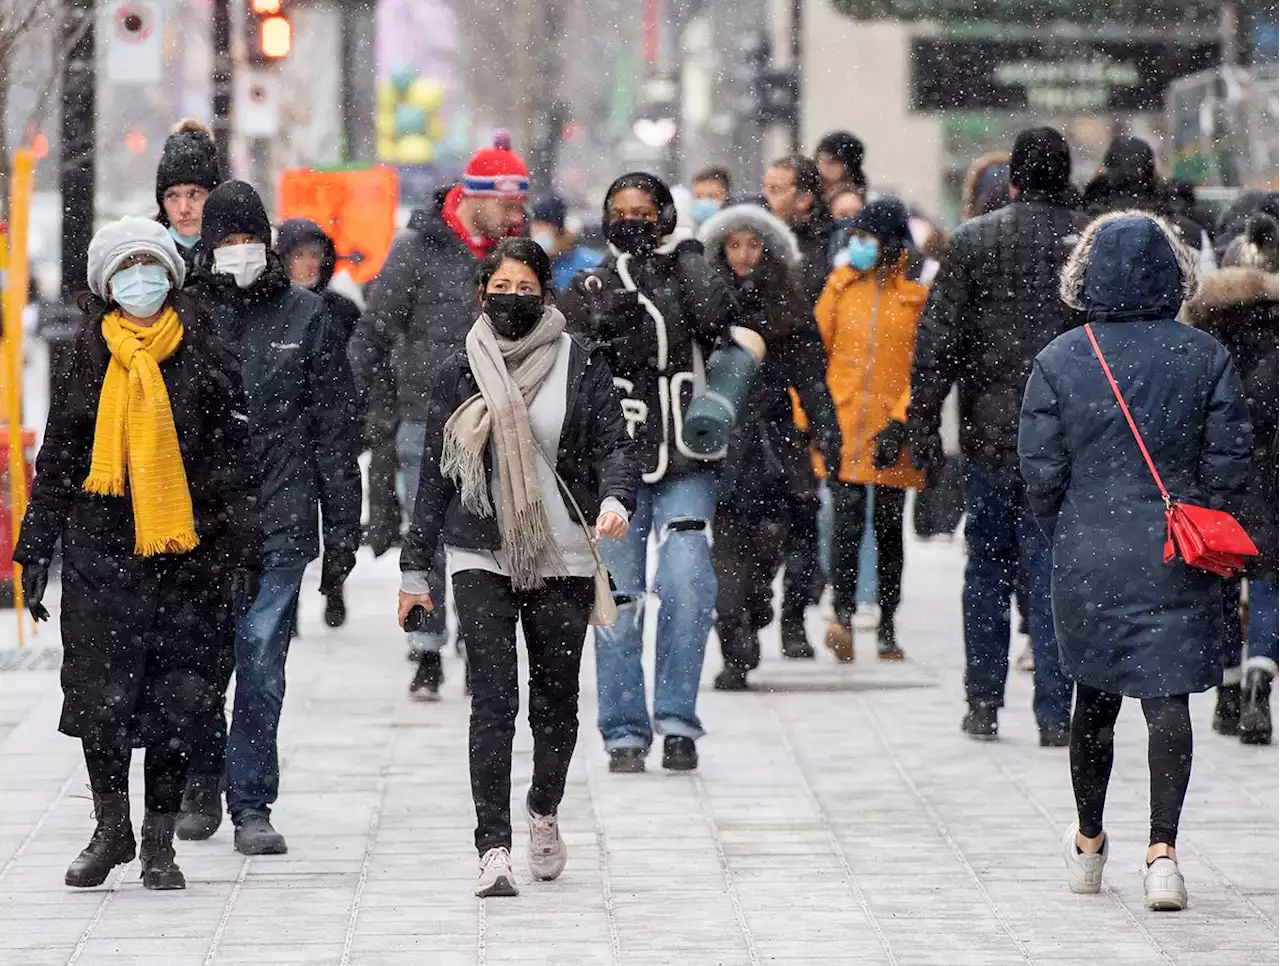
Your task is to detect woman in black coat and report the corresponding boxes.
[1019,212,1251,912]
[695,204,840,689]
[398,238,635,899]
[14,218,259,891]
[1186,213,1279,745]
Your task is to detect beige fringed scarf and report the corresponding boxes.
[441,307,567,589]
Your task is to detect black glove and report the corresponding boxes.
[595,288,647,338]
[735,279,766,314]
[814,425,844,480]
[907,422,944,474]
[873,420,909,470]
[231,568,261,618]
[21,561,49,623]
[319,550,356,596]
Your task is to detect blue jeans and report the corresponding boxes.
[1248,580,1279,671]
[963,463,1072,729]
[226,559,307,823]
[817,483,878,604]
[396,419,446,649]
[595,472,718,749]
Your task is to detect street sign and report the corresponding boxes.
[102,0,163,84]
[235,71,281,138]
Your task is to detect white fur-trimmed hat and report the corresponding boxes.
[87,216,186,299]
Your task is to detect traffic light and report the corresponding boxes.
[247,0,291,63]
[735,31,798,126]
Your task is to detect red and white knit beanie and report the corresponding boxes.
[462,130,529,199]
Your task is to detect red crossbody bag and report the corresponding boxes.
[1084,324,1258,579]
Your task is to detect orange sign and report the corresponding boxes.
[277,167,399,285]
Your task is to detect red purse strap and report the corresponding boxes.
[1083,323,1172,508]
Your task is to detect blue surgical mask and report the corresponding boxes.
[110,263,171,318]
[533,232,556,255]
[168,225,199,249]
[847,236,880,271]
[692,198,722,224]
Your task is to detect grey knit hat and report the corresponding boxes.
[87,216,186,299]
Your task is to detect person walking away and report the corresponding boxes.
[179,181,362,854]
[155,119,223,274]
[690,165,731,226]
[350,133,528,699]
[530,194,602,291]
[1020,211,1251,910]
[1187,213,1279,744]
[763,155,834,657]
[814,130,868,199]
[907,127,1084,746]
[818,198,932,662]
[560,172,742,772]
[697,204,840,689]
[961,153,1012,221]
[398,238,635,896]
[15,217,259,890]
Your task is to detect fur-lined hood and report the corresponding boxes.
[697,204,801,267]
[1060,209,1199,317]
[1185,267,1279,326]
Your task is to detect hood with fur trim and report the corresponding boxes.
[1185,267,1279,327]
[696,204,801,267]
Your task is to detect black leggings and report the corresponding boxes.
[83,739,190,814]
[830,483,907,621]
[1070,683,1192,847]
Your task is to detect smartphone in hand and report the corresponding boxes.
[403,604,428,633]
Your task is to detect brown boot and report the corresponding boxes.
[824,621,854,663]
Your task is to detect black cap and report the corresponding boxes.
[277,218,336,289]
[532,194,568,230]
[603,172,677,238]
[200,180,271,250]
[1009,127,1072,193]
[155,119,222,214]
[846,197,911,245]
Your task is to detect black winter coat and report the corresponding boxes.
[401,333,636,569]
[793,209,836,308]
[15,291,260,742]
[191,257,362,563]
[909,194,1088,468]
[560,241,741,484]
[349,199,479,422]
[1187,266,1279,580]
[1019,217,1252,698]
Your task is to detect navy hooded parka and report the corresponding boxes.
[1018,217,1252,698]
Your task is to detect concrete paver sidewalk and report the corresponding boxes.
[0,540,1276,965]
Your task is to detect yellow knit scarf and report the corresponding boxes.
[83,307,199,556]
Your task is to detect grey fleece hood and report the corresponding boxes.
[697,204,801,268]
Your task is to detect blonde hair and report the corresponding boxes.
[1059,209,1200,311]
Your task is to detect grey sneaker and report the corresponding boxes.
[1062,823,1107,894]
[475,846,519,897]
[234,813,288,855]
[1143,856,1187,911]
[525,800,568,881]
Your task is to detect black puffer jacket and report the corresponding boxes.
[793,207,836,308]
[560,240,740,484]
[908,192,1088,469]
[276,218,361,344]
[349,193,480,421]
[1187,264,1279,580]
[401,332,636,569]
[191,254,362,562]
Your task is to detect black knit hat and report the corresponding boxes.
[200,180,271,249]
[816,130,866,184]
[1009,127,1072,193]
[846,197,911,245]
[155,119,222,212]
[277,218,336,289]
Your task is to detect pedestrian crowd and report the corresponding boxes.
[15,117,1276,910]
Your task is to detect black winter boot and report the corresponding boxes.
[65,792,136,888]
[1213,683,1242,736]
[176,774,223,841]
[713,665,750,691]
[781,621,815,660]
[324,590,347,628]
[1239,669,1273,746]
[140,813,185,890]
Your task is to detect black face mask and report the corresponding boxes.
[606,218,662,255]
[484,293,544,339]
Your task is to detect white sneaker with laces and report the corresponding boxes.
[1143,856,1188,911]
[475,847,519,898]
[526,801,568,881]
[1062,824,1107,894]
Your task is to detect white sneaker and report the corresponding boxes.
[1143,856,1188,911]
[526,802,568,881]
[475,847,519,898]
[1015,642,1035,673]
[1062,824,1108,894]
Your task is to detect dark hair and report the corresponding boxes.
[769,155,822,200]
[478,237,554,296]
[693,165,732,193]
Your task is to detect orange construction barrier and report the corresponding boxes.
[0,428,36,600]
[277,167,399,285]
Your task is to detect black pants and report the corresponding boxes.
[83,740,189,813]
[1070,683,1192,847]
[780,489,822,630]
[453,570,593,855]
[713,508,787,670]
[830,483,907,621]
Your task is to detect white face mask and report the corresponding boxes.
[110,263,172,318]
[213,242,268,289]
